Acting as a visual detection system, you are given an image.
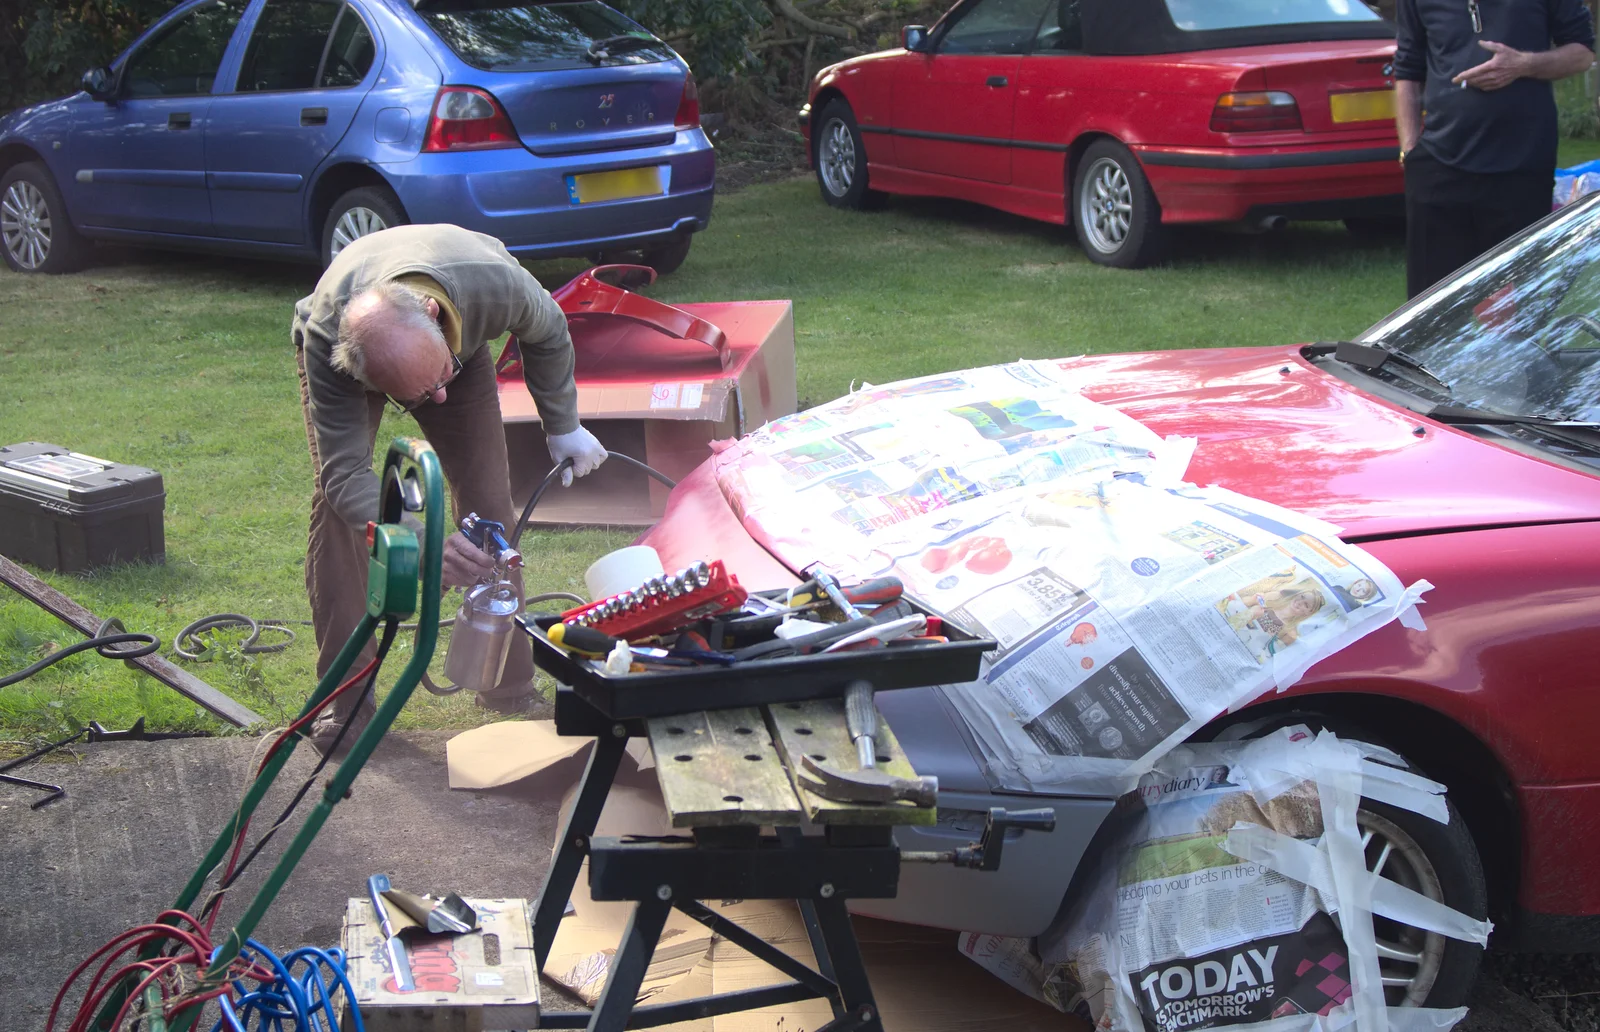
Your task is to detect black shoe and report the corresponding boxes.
[472,686,536,715]
[308,696,377,757]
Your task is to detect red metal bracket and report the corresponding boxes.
[498,264,730,379]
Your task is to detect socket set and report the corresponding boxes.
[560,560,749,640]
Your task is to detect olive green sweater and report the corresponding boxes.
[292,224,578,528]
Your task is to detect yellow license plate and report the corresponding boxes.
[1330,89,1396,124]
[566,166,666,204]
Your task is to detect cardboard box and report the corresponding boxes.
[499,300,797,526]
[342,896,539,1031]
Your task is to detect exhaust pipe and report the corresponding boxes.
[1257,214,1288,232]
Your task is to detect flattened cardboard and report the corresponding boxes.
[445,720,590,790]
[500,300,797,526]
[445,720,655,790]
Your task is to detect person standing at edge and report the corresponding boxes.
[1394,0,1594,299]
[293,224,609,752]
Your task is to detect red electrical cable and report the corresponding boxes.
[56,658,386,1031]
[258,655,380,772]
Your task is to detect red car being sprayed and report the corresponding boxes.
[800,0,1404,266]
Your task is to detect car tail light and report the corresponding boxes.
[422,86,519,152]
[1210,91,1301,133]
[674,74,700,129]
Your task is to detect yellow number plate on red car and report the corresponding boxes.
[565,166,668,205]
[1330,89,1396,124]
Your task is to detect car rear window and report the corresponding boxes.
[1164,0,1383,31]
[415,0,673,71]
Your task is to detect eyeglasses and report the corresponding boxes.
[387,353,463,415]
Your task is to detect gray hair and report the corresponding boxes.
[332,281,444,381]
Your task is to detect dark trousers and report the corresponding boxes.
[1405,148,1553,299]
[295,344,534,703]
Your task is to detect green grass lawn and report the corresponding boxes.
[3,146,1586,742]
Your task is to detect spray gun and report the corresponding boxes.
[440,513,524,694]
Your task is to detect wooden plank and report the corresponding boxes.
[0,553,263,727]
[647,708,805,828]
[764,699,937,827]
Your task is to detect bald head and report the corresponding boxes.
[333,282,453,406]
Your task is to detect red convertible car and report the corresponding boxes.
[799,0,1404,267]
[638,192,1600,1008]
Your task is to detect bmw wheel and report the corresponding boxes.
[1072,140,1165,269]
[1,162,85,274]
[814,99,883,210]
[321,186,407,267]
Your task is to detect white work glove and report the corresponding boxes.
[547,426,608,487]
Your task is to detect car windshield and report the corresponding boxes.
[1361,194,1600,424]
[415,0,672,71]
[1164,0,1383,31]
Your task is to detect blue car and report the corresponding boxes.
[0,0,714,274]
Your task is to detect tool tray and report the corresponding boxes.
[521,595,994,720]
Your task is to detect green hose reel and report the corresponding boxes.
[93,438,447,1032]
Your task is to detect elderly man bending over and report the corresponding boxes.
[292,224,607,751]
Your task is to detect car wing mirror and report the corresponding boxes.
[81,66,115,100]
[902,25,929,52]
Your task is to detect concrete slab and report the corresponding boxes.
[0,727,579,1030]
[0,724,1563,1032]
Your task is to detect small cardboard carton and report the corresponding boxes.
[342,896,539,1031]
[499,300,797,526]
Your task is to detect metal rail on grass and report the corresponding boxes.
[0,554,263,727]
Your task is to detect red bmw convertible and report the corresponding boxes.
[799,0,1404,267]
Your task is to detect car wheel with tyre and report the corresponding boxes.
[814,100,883,210]
[1072,140,1165,268]
[1215,713,1489,1009]
[640,234,693,275]
[1,162,86,274]
[322,186,407,267]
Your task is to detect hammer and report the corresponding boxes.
[810,573,883,771]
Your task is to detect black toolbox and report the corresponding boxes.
[0,442,165,573]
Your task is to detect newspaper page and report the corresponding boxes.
[960,730,1472,1032]
[712,360,1429,793]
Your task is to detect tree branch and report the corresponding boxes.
[771,0,855,40]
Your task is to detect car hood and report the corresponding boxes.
[1061,345,1600,538]
[641,345,1600,574]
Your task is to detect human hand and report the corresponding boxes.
[1453,41,1529,92]
[546,426,608,487]
[440,532,494,589]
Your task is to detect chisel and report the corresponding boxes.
[368,873,415,991]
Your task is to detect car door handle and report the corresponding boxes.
[300,107,328,127]
[168,112,192,129]
[986,75,1009,87]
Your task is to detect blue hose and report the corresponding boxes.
[209,940,364,1032]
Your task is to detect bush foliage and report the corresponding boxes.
[1,0,946,120]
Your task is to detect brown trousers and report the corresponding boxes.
[296,345,534,695]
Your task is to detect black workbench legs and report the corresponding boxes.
[532,726,628,970]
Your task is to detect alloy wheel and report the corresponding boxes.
[819,118,856,197]
[329,205,389,260]
[1079,156,1133,255]
[1358,807,1448,1006]
[2,180,52,270]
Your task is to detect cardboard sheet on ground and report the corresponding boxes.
[446,720,653,789]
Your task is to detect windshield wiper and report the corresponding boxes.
[1424,404,1600,454]
[1424,404,1600,430]
[1324,340,1454,397]
[586,34,657,61]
